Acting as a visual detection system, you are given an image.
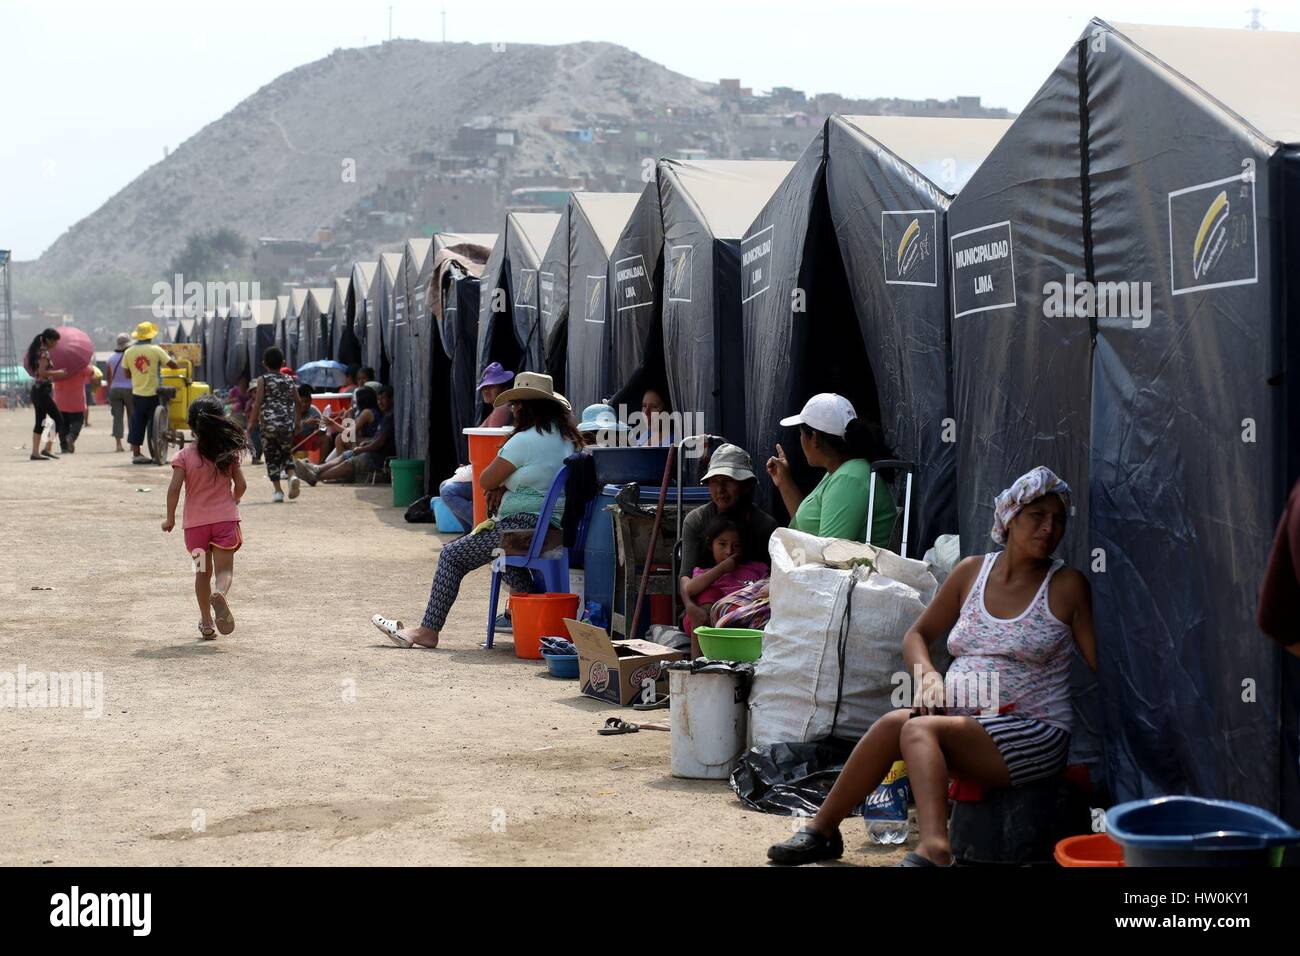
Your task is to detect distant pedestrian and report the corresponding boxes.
[26,328,67,461]
[246,346,301,503]
[106,334,134,453]
[123,321,178,464]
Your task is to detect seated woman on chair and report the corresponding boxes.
[371,373,581,649]
[766,466,1096,867]
[765,393,897,548]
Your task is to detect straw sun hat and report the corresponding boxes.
[492,371,571,411]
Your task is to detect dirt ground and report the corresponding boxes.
[0,408,907,866]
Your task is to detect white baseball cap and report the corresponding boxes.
[779,393,856,437]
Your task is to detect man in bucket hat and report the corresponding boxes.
[123,321,178,464]
[677,443,779,633]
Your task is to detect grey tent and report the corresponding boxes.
[396,237,435,460]
[193,313,208,378]
[386,250,414,457]
[948,19,1300,814]
[607,180,667,413]
[476,212,561,379]
[241,299,279,379]
[279,289,308,369]
[328,276,351,363]
[298,287,334,367]
[346,263,376,372]
[367,252,403,381]
[539,191,640,410]
[224,302,250,386]
[659,159,793,442]
[175,317,196,344]
[428,233,495,488]
[203,308,232,390]
[348,265,379,377]
[743,115,1010,550]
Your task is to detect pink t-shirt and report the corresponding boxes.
[684,560,769,637]
[53,366,94,413]
[172,443,241,529]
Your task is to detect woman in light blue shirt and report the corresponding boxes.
[373,372,581,649]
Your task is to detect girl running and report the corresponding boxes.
[161,396,250,640]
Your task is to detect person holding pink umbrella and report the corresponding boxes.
[25,328,67,460]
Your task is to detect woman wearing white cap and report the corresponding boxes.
[765,393,896,548]
[106,333,135,453]
[372,373,581,649]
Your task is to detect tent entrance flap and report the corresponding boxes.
[781,183,888,521]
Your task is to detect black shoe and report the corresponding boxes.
[767,827,844,866]
[41,450,59,459]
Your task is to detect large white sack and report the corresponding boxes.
[749,528,938,747]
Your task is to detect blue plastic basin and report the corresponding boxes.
[542,652,579,679]
[1105,796,1300,867]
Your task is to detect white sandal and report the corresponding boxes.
[371,614,410,647]
[198,622,217,641]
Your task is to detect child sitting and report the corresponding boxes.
[682,517,769,656]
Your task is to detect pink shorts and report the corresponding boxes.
[184,520,243,554]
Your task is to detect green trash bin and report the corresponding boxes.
[390,458,424,508]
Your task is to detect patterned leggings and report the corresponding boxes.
[421,513,540,630]
[262,430,293,482]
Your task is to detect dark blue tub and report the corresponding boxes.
[1106,796,1300,867]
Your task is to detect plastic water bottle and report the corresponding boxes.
[864,760,911,845]
[319,404,331,433]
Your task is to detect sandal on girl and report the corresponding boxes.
[198,622,217,641]
[371,614,410,647]
[210,593,235,635]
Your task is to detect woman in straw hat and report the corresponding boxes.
[372,372,583,648]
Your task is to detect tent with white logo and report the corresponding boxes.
[476,212,561,379]
[948,19,1300,815]
[538,191,640,410]
[742,115,1009,552]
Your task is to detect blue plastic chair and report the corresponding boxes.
[485,465,570,649]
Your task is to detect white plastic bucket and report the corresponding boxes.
[669,669,748,779]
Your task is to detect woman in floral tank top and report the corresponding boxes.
[768,466,1097,867]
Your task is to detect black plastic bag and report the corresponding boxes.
[404,494,434,524]
[729,738,864,816]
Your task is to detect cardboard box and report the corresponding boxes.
[564,618,686,705]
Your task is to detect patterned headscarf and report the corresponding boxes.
[991,466,1073,545]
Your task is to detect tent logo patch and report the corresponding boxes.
[515,269,537,310]
[949,220,1016,317]
[539,271,555,322]
[585,275,606,324]
[667,244,693,303]
[614,254,652,312]
[882,210,937,287]
[740,225,774,302]
[1168,170,1257,295]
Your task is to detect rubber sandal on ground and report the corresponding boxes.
[767,827,845,866]
[197,622,217,641]
[210,593,235,634]
[371,614,410,647]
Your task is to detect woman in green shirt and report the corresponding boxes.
[765,393,897,548]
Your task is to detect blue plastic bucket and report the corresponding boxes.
[1106,796,1300,867]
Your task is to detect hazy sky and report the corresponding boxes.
[2,0,1295,261]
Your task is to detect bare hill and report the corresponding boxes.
[33,40,717,280]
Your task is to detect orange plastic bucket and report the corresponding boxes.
[509,592,579,660]
[1054,833,1125,867]
[463,426,513,526]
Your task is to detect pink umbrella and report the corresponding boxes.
[24,326,94,375]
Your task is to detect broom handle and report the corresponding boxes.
[628,444,676,641]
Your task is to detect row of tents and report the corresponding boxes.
[162,20,1297,819]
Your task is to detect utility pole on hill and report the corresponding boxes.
[441,5,446,43]
[388,5,393,40]
[0,250,17,388]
